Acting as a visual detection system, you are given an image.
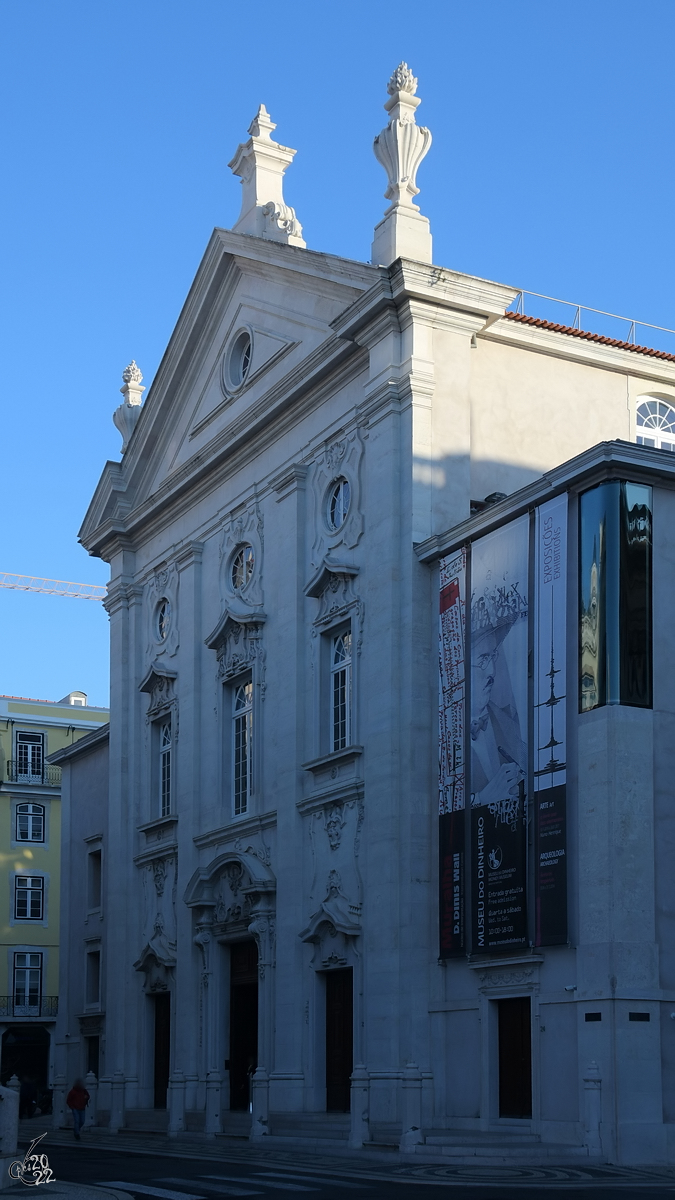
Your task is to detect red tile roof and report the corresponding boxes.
[504,310,675,362]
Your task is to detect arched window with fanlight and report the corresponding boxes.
[636,397,675,451]
[16,803,45,843]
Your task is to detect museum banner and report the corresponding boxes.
[534,494,568,946]
[469,516,529,952]
[439,548,466,957]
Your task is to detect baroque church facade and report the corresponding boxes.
[54,65,675,1162]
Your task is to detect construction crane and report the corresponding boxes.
[0,572,106,601]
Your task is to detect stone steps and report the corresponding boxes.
[269,1112,350,1142]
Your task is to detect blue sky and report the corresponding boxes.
[2,0,674,707]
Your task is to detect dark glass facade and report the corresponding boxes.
[579,481,652,711]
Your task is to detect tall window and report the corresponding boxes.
[159,721,172,817]
[16,803,45,842]
[233,681,253,816]
[88,850,102,910]
[636,398,675,450]
[14,952,42,1014]
[331,631,352,751]
[14,876,44,920]
[16,732,44,781]
[86,949,101,1007]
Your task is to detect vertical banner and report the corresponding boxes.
[439,548,466,957]
[534,495,568,945]
[470,517,529,952]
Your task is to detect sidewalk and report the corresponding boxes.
[16,1118,675,1190]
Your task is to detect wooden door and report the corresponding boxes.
[325,967,353,1112]
[153,993,171,1109]
[229,940,258,1111]
[498,996,532,1118]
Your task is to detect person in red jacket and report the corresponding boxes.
[66,1078,89,1140]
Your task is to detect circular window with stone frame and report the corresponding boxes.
[230,544,255,592]
[155,598,172,642]
[223,328,253,395]
[326,477,351,532]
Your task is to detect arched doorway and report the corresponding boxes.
[1,1025,50,1090]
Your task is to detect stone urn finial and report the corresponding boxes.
[228,106,306,247]
[113,360,146,454]
[371,63,433,266]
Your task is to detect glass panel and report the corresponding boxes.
[619,482,652,707]
[579,480,652,712]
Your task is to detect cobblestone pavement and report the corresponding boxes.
[11,1120,675,1198]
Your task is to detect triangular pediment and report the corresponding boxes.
[79,230,377,558]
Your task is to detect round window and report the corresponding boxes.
[226,330,253,392]
[231,544,255,591]
[327,477,351,531]
[156,598,171,641]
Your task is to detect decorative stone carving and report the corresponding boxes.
[135,855,178,992]
[220,501,264,609]
[146,561,179,659]
[205,610,267,699]
[325,804,347,850]
[113,361,145,453]
[228,105,306,248]
[477,967,534,988]
[153,859,168,896]
[372,63,432,266]
[305,561,364,657]
[140,662,177,723]
[311,430,364,565]
[185,851,276,971]
[122,360,144,385]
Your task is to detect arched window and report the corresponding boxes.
[331,630,352,751]
[233,681,253,816]
[159,721,172,817]
[636,398,675,451]
[16,803,45,842]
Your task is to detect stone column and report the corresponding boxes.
[584,1062,602,1156]
[51,1073,66,1131]
[348,1064,370,1148]
[168,1070,186,1136]
[84,1072,98,1128]
[399,1062,424,1149]
[109,1071,125,1134]
[204,1071,222,1136]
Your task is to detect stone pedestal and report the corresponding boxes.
[250,1067,269,1140]
[109,1071,125,1133]
[84,1072,98,1128]
[584,1061,602,1155]
[204,1071,222,1136]
[168,1071,186,1136]
[399,1061,424,1149]
[348,1064,370,1148]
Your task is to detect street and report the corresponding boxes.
[17,1135,675,1200]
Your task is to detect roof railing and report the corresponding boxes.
[509,290,675,350]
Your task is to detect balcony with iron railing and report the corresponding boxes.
[0,996,58,1019]
[4,762,61,787]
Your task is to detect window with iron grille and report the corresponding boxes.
[13,952,42,1012]
[16,732,44,780]
[233,680,253,816]
[14,875,44,920]
[16,803,45,842]
[331,630,352,751]
[159,720,172,817]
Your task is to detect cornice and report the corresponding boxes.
[415,439,675,563]
[192,809,277,850]
[483,315,675,383]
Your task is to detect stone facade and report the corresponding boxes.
[55,68,675,1161]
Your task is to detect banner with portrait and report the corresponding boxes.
[438,548,466,957]
[534,495,568,945]
[469,517,529,952]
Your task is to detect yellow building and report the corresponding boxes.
[0,691,108,1100]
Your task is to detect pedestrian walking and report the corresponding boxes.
[66,1078,89,1140]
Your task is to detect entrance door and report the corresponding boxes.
[153,993,171,1109]
[229,940,258,1111]
[498,996,532,1118]
[325,967,353,1112]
